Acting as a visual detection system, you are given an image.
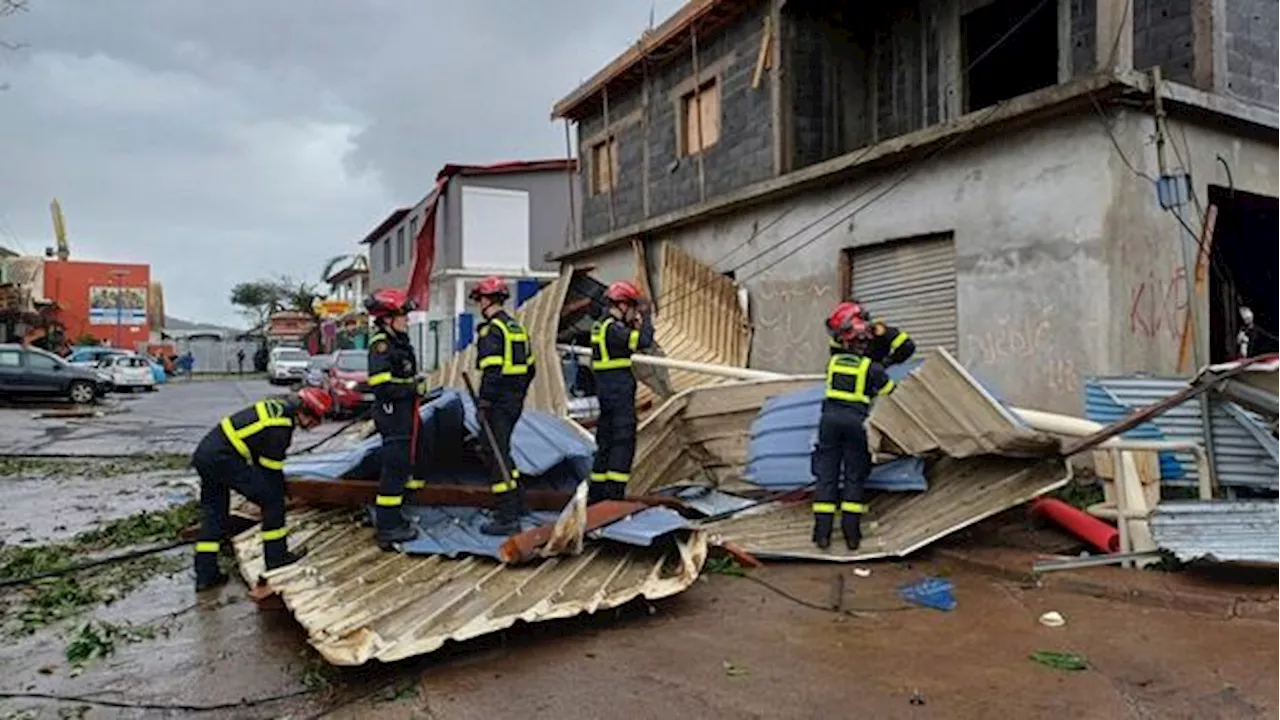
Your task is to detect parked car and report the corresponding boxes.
[0,343,110,404]
[266,347,311,385]
[68,346,166,384]
[326,349,372,417]
[98,354,156,393]
[303,353,334,389]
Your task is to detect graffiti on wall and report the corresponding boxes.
[1128,266,1189,346]
[752,278,836,370]
[964,302,1080,395]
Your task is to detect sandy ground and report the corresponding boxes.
[0,382,1275,720]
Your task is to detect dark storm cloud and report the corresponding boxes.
[0,0,681,325]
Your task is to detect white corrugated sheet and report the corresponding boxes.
[1150,500,1279,564]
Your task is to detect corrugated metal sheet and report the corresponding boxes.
[397,506,562,559]
[704,456,1070,562]
[868,348,1060,459]
[658,487,758,516]
[850,234,958,354]
[1149,500,1279,564]
[1088,376,1278,490]
[589,507,691,546]
[1082,383,1186,480]
[639,242,752,409]
[427,266,573,417]
[232,508,707,665]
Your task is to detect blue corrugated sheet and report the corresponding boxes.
[285,389,593,490]
[396,507,561,559]
[1085,377,1277,490]
[743,367,927,492]
[1150,500,1279,564]
[658,486,758,517]
[1082,382,1186,480]
[590,507,691,547]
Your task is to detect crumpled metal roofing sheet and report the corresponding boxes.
[427,267,573,417]
[1087,376,1278,490]
[867,348,1060,459]
[659,486,758,516]
[284,389,595,481]
[702,456,1070,562]
[1149,500,1279,564]
[232,508,708,665]
[397,506,562,559]
[1083,382,1186,480]
[590,506,692,547]
[638,242,752,409]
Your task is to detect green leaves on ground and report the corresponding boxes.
[1030,650,1089,671]
[65,619,156,667]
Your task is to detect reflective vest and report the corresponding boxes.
[220,399,293,469]
[478,317,535,376]
[825,354,875,405]
[590,317,640,372]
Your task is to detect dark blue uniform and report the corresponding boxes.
[812,352,895,550]
[193,397,299,587]
[368,328,420,539]
[588,313,654,503]
[475,309,536,533]
[827,321,915,366]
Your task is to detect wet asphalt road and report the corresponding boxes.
[0,378,332,457]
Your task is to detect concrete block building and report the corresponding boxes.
[551,0,1278,413]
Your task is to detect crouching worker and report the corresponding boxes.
[813,305,896,551]
[192,387,331,592]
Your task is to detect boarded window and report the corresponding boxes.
[382,237,391,272]
[681,79,721,155]
[396,226,406,266]
[590,137,618,195]
[840,233,958,353]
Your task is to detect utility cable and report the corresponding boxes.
[0,688,315,713]
[734,573,921,615]
[0,539,192,589]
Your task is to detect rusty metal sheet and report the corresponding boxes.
[427,267,573,417]
[700,456,1071,562]
[231,508,706,666]
[867,347,1061,459]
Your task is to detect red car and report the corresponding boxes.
[326,349,373,417]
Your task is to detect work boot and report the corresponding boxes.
[812,515,834,550]
[841,514,862,552]
[587,482,609,505]
[479,491,524,537]
[195,570,229,593]
[265,548,306,571]
[376,523,420,550]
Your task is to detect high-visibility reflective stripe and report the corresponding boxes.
[828,335,841,349]
[195,541,220,553]
[261,526,289,541]
[221,401,294,463]
[605,471,629,482]
[478,355,504,369]
[879,379,896,396]
[812,502,837,514]
[627,329,640,352]
[590,472,609,483]
[370,333,387,344]
[375,494,403,507]
[259,456,284,471]
[889,331,910,352]
[841,502,868,514]
[825,355,871,404]
[368,371,413,386]
[591,317,633,371]
[405,479,426,490]
[482,319,534,376]
[491,479,518,494]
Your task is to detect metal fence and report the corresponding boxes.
[139,337,261,374]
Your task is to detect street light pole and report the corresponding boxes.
[108,269,128,349]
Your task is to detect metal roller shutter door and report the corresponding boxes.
[849,234,958,353]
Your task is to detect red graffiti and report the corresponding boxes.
[1129,266,1189,344]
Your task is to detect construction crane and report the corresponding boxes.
[48,198,69,261]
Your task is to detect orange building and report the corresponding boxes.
[43,260,151,347]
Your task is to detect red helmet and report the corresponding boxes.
[827,302,861,335]
[364,289,415,318]
[469,275,510,302]
[604,280,642,304]
[848,299,871,322]
[296,387,333,420]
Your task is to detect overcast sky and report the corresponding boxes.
[0,0,682,327]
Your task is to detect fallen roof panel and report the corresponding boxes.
[1149,500,1279,565]
[700,456,1070,562]
[232,508,707,665]
[396,506,562,560]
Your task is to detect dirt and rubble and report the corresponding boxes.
[0,380,1275,720]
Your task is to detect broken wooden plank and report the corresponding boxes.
[500,500,647,564]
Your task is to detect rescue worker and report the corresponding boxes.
[192,387,332,592]
[471,276,536,536]
[825,300,916,367]
[813,304,896,551]
[588,281,655,504]
[364,288,426,548]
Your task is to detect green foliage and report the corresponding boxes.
[1030,650,1089,671]
[64,619,156,667]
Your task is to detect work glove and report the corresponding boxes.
[414,373,430,397]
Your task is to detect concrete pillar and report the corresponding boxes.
[1191,0,1227,92]
[1095,0,1134,74]
[939,0,962,118]
[1057,0,1073,82]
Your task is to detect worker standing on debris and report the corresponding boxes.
[192,387,332,592]
[588,280,655,504]
[365,289,427,548]
[813,305,896,551]
[826,300,916,367]
[471,276,536,536]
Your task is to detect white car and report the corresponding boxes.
[99,354,156,392]
[267,347,312,385]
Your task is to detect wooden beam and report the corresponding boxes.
[284,477,686,512]
[1096,0,1134,73]
[499,500,647,564]
[751,14,772,90]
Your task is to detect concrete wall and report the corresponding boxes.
[444,169,576,271]
[1133,0,1195,84]
[577,0,775,241]
[1223,0,1279,109]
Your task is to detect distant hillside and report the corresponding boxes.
[162,315,245,334]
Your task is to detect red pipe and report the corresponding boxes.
[1029,497,1120,554]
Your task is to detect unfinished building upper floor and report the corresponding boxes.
[552,0,1278,247]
